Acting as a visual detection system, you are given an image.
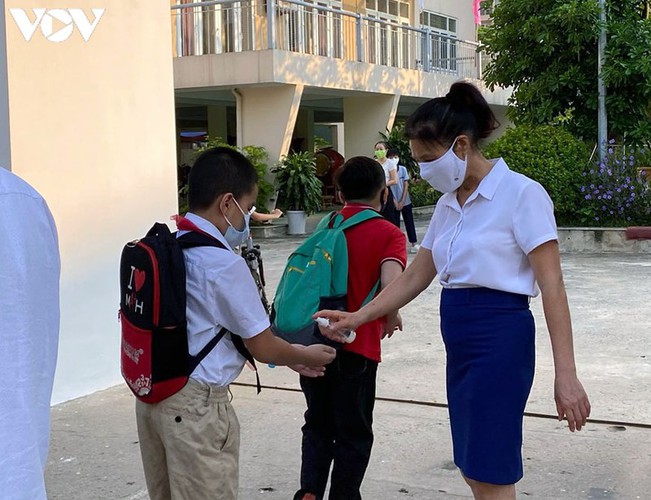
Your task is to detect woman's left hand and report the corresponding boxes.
[554,373,591,431]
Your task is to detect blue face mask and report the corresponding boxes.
[223,198,251,248]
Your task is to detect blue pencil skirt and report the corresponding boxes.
[440,287,535,485]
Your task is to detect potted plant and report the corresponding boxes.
[272,151,323,234]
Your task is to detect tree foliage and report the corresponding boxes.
[483,124,590,223]
[480,0,651,147]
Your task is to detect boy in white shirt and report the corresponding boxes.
[136,147,336,500]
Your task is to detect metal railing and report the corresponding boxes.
[171,0,482,79]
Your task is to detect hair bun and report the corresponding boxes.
[446,81,498,139]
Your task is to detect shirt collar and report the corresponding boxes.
[440,158,509,211]
[475,158,509,201]
[182,212,233,250]
[344,202,378,211]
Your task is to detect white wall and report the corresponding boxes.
[420,0,476,42]
[5,0,179,403]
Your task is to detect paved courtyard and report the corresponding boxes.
[46,214,651,499]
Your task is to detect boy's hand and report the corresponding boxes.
[289,344,328,377]
[302,344,336,366]
[382,312,402,339]
[289,364,326,377]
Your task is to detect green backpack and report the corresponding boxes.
[272,209,381,347]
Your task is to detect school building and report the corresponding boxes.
[0,0,508,403]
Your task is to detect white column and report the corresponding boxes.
[207,105,228,141]
[237,84,304,162]
[343,93,400,158]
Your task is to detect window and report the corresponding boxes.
[366,0,409,21]
[420,11,457,36]
[420,10,458,72]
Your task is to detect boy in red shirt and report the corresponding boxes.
[294,156,407,500]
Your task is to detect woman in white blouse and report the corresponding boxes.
[316,82,591,500]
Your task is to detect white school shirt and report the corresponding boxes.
[390,165,412,206]
[179,213,270,386]
[380,158,397,183]
[0,168,60,500]
[421,158,558,297]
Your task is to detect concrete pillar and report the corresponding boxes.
[4,0,178,402]
[236,84,304,163]
[294,108,315,153]
[343,93,400,159]
[207,105,228,141]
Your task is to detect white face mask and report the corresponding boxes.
[418,139,467,193]
[386,157,399,169]
[223,198,251,248]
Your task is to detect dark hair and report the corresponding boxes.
[405,81,499,148]
[334,156,385,201]
[374,141,388,149]
[188,147,258,211]
[387,148,400,158]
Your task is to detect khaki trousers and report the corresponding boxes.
[136,379,240,500]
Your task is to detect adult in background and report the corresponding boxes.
[0,167,61,500]
[373,141,400,226]
[316,82,591,500]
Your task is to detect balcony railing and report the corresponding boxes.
[171,0,483,79]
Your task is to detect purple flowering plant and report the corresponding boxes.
[578,140,651,226]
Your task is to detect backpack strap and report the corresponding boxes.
[331,209,383,307]
[361,279,381,307]
[177,229,262,394]
[231,335,262,394]
[337,209,382,231]
[316,211,338,231]
[188,327,229,373]
[177,231,227,250]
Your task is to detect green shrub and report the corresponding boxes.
[177,138,274,215]
[483,125,590,223]
[409,179,441,207]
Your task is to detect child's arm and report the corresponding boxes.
[386,167,399,187]
[251,209,283,223]
[398,179,409,207]
[243,328,335,367]
[380,259,404,338]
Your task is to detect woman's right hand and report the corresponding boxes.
[313,310,363,343]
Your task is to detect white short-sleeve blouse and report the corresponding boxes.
[421,158,558,297]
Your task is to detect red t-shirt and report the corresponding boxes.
[339,203,407,362]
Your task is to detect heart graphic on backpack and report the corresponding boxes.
[134,269,146,291]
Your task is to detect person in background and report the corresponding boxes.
[373,141,400,226]
[386,148,419,254]
[0,167,60,500]
[251,207,283,224]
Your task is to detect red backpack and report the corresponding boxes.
[119,222,259,403]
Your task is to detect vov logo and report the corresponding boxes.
[9,8,105,43]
